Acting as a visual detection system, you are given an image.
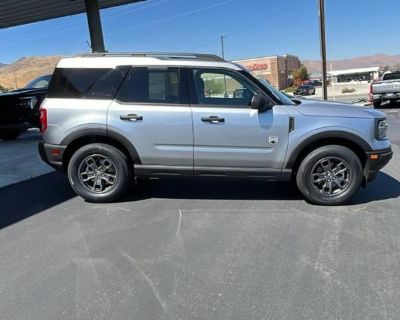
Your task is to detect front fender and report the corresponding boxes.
[284,127,372,169]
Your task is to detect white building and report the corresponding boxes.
[328,67,381,83]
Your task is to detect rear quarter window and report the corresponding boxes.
[47,67,129,99]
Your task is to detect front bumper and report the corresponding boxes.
[38,142,66,171]
[364,147,393,182]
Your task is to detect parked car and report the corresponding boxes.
[39,52,392,205]
[369,71,400,108]
[310,80,322,87]
[0,74,51,140]
[294,84,316,96]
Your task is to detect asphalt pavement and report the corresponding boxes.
[0,129,52,188]
[0,106,399,320]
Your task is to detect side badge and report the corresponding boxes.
[268,136,279,144]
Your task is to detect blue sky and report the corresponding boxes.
[1,0,400,64]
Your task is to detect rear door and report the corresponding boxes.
[108,67,193,174]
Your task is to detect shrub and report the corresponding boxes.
[284,85,297,93]
[0,83,8,92]
[342,87,356,93]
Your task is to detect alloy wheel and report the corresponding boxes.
[78,154,118,193]
[310,156,351,196]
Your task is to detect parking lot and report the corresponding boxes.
[0,105,400,319]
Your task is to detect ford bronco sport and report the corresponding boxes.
[38,53,392,205]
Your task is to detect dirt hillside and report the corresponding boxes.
[0,56,63,90]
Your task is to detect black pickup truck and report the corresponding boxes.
[0,74,51,140]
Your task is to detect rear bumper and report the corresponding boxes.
[38,142,66,171]
[372,93,400,101]
[364,147,393,182]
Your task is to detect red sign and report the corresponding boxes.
[246,63,269,71]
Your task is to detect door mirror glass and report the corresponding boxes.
[251,94,271,111]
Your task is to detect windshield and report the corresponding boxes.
[24,74,52,89]
[236,66,295,105]
[382,72,400,81]
[258,78,295,105]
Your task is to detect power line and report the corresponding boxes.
[105,0,236,36]
[189,0,308,56]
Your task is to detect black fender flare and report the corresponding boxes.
[285,130,371,169]
[60,127,141,164]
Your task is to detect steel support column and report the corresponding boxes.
[85,0,105,52]
[318,0,328,100]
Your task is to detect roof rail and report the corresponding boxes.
[75,52,225,62]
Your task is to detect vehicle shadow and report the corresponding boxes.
[350,172,400,205]
[123,172,400,205]
[0,172,76,230]
[123,179,303,202]
[0,171,397,231]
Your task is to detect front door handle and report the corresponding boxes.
[120,114,143,121]
[201,116,225,124]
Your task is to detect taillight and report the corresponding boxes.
[368,83,373,102]
[39,108,47,133]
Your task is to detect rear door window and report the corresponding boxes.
[116,67,187,104]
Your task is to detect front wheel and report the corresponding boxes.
[296,145,362,205]
[67,143,132,202]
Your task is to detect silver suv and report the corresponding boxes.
[38,53,392,205]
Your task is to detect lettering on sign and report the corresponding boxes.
[246,63,269,72]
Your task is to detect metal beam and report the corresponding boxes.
[318,0,328,100]
[0,1,145,30]
[85,0,105,52]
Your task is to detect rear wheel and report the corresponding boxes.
[373,100,381,108]
[296,145,362,205]
[67,143,132,202]
[0,129,21,140]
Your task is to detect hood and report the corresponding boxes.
[295,99,385,119]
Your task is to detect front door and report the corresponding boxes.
[188,68,289,176]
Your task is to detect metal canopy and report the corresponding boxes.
[0,0,144,29]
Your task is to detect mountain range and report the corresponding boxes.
[1,53,400,89]
[0,56,62,90]
[302,53,400,74]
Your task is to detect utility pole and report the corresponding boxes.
[318,0,328,100]
[13,71,18,89]
[220,35,228,97]
[220,35,226,59]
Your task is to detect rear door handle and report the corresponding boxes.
[120,114,143,121]
[201,116,225,123]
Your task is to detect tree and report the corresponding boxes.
[0,83,8,92]
[204,79,224,96]
[293,65,310,86]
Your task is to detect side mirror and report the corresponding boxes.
[251,94,271,112]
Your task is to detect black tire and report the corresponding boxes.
[296,145,362,205]
[373,100,381,108]
[0,129,21,140]
[67,143,132,203]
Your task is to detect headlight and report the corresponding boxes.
[376,118,389,140]
[16,96,38,110]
